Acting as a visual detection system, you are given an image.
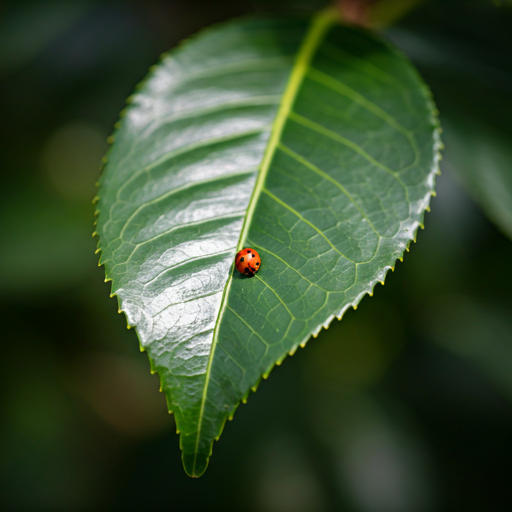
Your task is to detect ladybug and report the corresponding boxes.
[235,248,261,277]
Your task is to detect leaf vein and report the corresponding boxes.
[189,10,339,476]
[278,143,381,236]
[118,168,257,240]
[246,239,335,294]
[262,187,358,264]
[288,111,411,209]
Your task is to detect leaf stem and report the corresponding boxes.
[189,7,339,478]
[237,7,339,250]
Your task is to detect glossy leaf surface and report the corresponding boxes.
[95,10,440,476]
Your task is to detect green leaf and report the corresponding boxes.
[95,10,440,477]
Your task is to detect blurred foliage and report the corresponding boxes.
[388,0,512,239]
[1,0,511,510]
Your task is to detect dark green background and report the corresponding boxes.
[1,1,511,510]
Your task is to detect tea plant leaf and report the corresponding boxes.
[95,10,440,477]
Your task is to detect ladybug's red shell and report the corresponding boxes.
[235,248,261,277]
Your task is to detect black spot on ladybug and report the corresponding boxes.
[256,262,259,266]
[240,257,244,262]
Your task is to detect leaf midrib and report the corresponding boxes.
[190,8,340,476]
